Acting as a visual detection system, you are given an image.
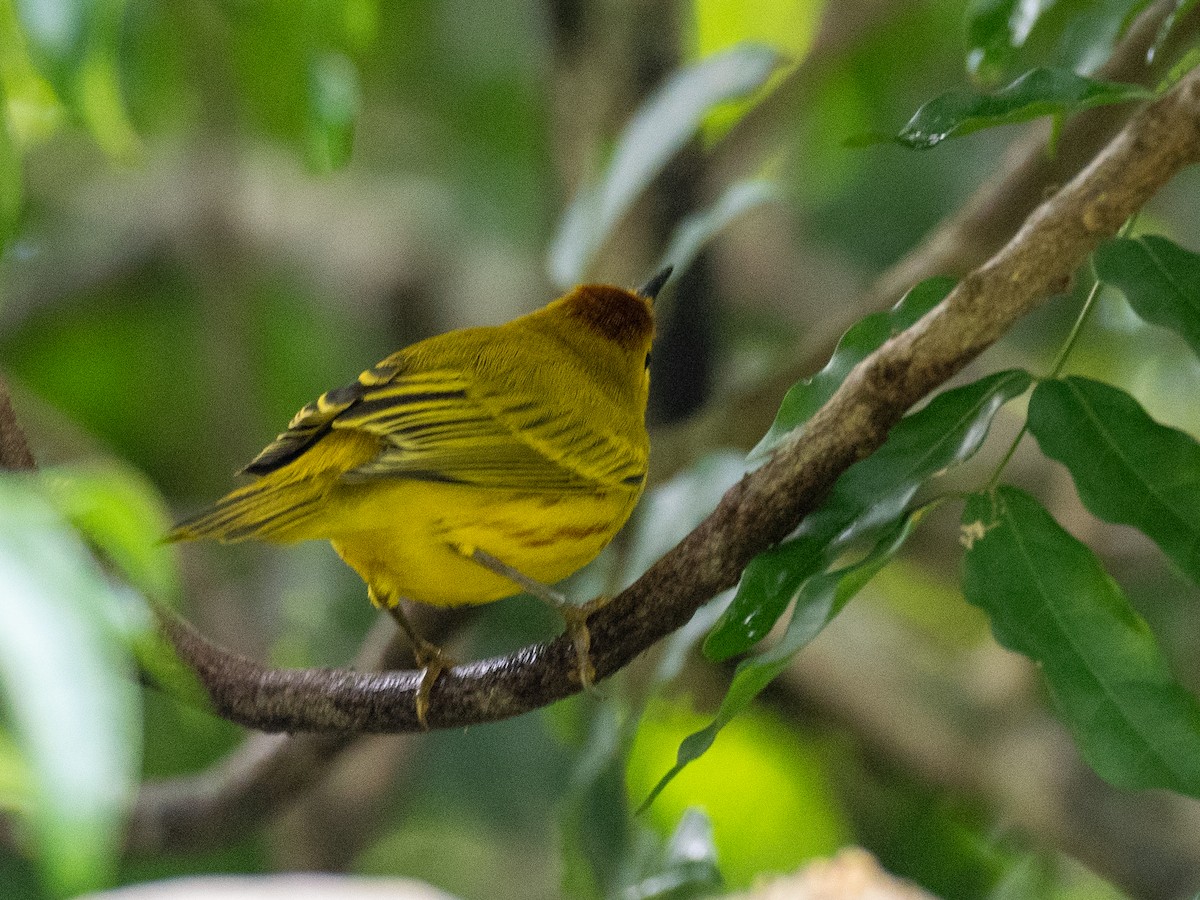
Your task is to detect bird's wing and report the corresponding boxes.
[238,360,403,477]
[333,366,647,491]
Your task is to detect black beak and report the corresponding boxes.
[637,265,673,300]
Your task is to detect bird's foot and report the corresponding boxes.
[557,595,610,693]
[410,636,455,730]
[381,598,453,730]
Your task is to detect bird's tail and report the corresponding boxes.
[168,477,325,544]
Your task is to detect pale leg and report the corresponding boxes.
[369,588,454,729]
[464,547,606,690]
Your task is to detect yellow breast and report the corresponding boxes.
[322,479,642,607]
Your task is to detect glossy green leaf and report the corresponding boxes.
[961,486,1200,794]
[965,0,1052,78]
[858,68,1151,150]
[1029,377,1200,586]
[705,522,832,663]
[305,50,360,172]
[706,369,1031,661]
[967,1,1152,82]
[548,43,780,287]
[644,506,930,811]
[1094,235,1200,359]
[750,276,956,461]
[655,179,780,287]
[0,473,141,895]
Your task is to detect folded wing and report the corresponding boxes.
[243,361,646,493]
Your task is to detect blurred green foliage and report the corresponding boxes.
[626,697,848,888]
[0,473,142,896]
[2,0,1200,897]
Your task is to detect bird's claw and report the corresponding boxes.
[411,639,455,730]
[559,595,610,694]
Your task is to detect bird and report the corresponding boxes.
[170,266,671,726]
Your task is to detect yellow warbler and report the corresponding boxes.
[171,267,670,725]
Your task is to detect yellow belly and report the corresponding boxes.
[316,479,641,607]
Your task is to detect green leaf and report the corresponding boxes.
[655,179,780,287]
[1028,377,1200,587]
[961,486,1200,794]
[14,0,89,92]
[41,462,179,604]
[644,505,930,812]
[38,464,207,708]
[691,0,824,139]
[750,276,956,461]
[707,368,1031,661]
[0,2,64,144]
[0,728,32,817]
[967,1,1152,82]
[306,50,360,173]
[622,809,723,899]
[76,38,140,162]
[1094,235,1200,359]
[705,523,831,663]
[859,67,1151,150]
[0,96,21,250]
[0,473,141,895]
[965,0,1052,79]
[1156,44,1200,93]
[13,0,140,161]
[548,43,780,287]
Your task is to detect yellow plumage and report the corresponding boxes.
[171,272,667,722]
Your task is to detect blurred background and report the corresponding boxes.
[3,0,1200,898]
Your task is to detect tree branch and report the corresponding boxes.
[864,0,1200,309]
[0,381,35,471]
[153,65,1200,734]
[121,0,920,851]
[123,617,409,855]
[654,0,1197,468]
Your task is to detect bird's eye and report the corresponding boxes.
[644,351,652,370]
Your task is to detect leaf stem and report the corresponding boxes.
[985,216,1136,489]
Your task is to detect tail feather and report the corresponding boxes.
[168,478,325,544]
